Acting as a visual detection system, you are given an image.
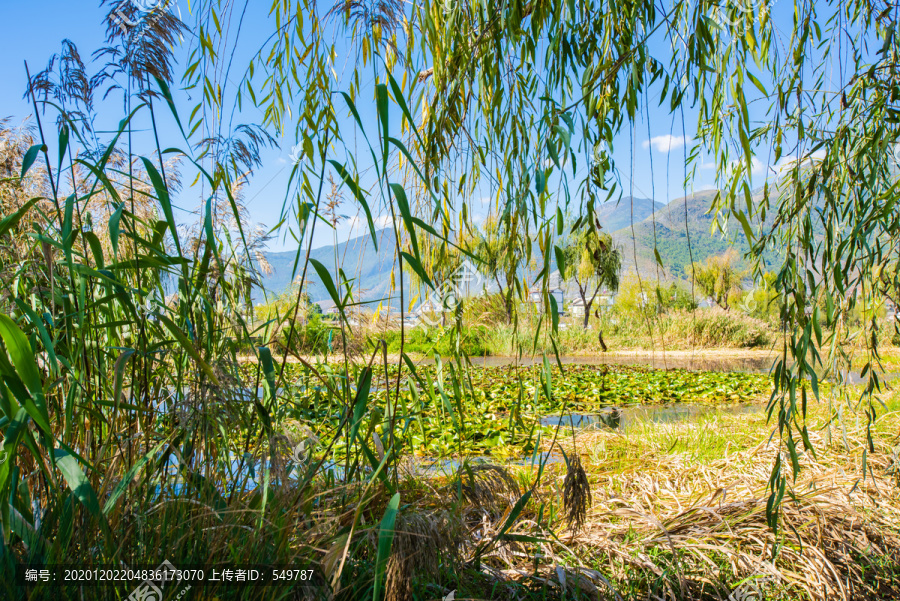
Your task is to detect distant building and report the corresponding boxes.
[528,271,566,312]
[528,287,565,310]
[696,297,716,309]
[568,297,586,318]
[886,300,899,322]
[568,289,615,318]
[596,289,616,310]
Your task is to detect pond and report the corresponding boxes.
[446,354,891,385]
[540,402,766,431]
[446,354,775,373]
[151,399,766,491]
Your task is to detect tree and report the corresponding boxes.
[690,250,746,311]
[469,215,523,323]
[562,226,621,329]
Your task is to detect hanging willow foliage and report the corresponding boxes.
[180,0,898,528]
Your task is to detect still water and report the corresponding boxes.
[436,354,775,373]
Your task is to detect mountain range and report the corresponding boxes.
[255,191,773,306]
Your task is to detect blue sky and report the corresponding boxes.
[0,1,806,252]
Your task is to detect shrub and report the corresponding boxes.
[381,324,495,357]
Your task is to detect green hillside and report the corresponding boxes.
[611,189,781,278]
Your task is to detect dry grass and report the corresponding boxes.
[516,399,900,600]
[390,397,900,600]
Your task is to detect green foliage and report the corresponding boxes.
[690,250,747,311]
[4,0,900,595]
[381,325,493,357]
[733,272,781,322]
[560,223,622,327]
[255,285,334,354]
[613,276,696,318]
[467,216,525,322]
[175,0,900,538]
[598,308,772,349]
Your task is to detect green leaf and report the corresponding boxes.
[109,203,124,255]
[258,346,278,405]
[103,439,168,514]
[141,158,182,257]
[387,137,441,209]
[0,199,37,240]
[548,294,560,333]
[58,124,69,169]
[349,367,372,444]
[309,258,347,322]
[554,245,566,280]
[401,252,434,290]
[113,349,136,409]
[389,183,420,259]
[0,316,51,434]
[12,300,58,377]
[328,160,378,249]
[747,72,768,96]
[477,490,531,558]
[376,83,390,159]
[547,138,560,167]
[386,71,425,151]
[20,145,45,179]
[53,448,106,525]
[153,75,187,140]
[734,210,755,247]
[786,434,801,480]
[373,492,400,601]
[83,231,105,268]
[553,124,572,151]
[0,408,29,499]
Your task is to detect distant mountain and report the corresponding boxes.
[595,196,665,233]
[255,228,400,306]
[256,190,779,304]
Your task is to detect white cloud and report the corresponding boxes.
[745,156,766,176]
[725,155,768,178]
[770,149,826,175]
[643,135,692,153]
[347,214,393,233]
[752,157,767,175]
